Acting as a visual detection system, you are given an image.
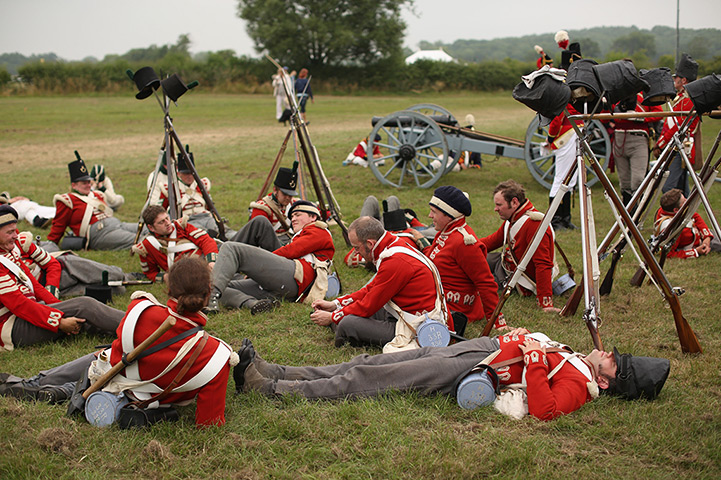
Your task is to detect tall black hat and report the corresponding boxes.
[567,59,602,106]
[382,200,408,232]
[560,42,582,71]
[593,60,650,105]
[68,158,93,183]
[640,68,676,106]
[161,73,189,102]
[132,66,160,100]
[512,74,571,126]
[684,74,721,115]
[675,53,698,82]
[603,348,670,400]
[274,162,299,196]
[177,145,194,173]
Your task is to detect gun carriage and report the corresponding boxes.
[366,103,611,189]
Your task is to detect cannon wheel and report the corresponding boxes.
[407,104,460,175]
[367,110,449,189]
[524,116,611,189]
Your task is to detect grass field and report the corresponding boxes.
[1,91,721,479]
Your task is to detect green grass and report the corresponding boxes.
[2,92,721,479]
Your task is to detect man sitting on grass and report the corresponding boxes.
[234,328,670,421]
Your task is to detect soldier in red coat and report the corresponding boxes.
[0,205,124,352]
[0,257,235,427]
[410,186,503,329]
[208,201,335,315]
[235,327,670,421]
[654,189,719,258]
[480,180,559,312]
[48,158,138,250]
[132,205,218,283]
[310,216,450,352]
[653,53,700,196]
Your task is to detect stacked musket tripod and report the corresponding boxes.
[487,65,721,354]
[127,67,228,244]
[262,55,350,246]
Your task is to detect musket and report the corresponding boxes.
[132,139,168,252]
[568,110,721,121]
[572,120,702,354]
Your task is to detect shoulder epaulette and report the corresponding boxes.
[249,201,273,217]
[131,242,148,256]
[17,231,34,252]
[53,193,73,209]
[527,211,546,222]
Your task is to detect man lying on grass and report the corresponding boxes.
[234,328,670,421]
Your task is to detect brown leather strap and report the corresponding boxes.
[134,331,209,409]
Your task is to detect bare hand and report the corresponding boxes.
[506,327,530,336]
[697,238,711,255]
[652,147,661,158]
[408,228,424,241]
[208,262,215,272]
[495,325,513,333]
[518,338,545,355]
[310,310,333,327]
[59,316,85,335]
[311,299,336,312]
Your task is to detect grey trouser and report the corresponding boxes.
[213,241,298,307]
[188,213,236,240]
[613,131,650,196]
[361,195,436,239]
[662,152,689,196]
[486,252,507,292]
[331,309,397,348]
[229,216,286,250]
[4,352,96,389]
[56,254,128,297]
[88,217,139,251]
[11,297,124,348]
[257,336,499,400]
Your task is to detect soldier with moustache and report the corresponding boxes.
[132,205,218,283]
[48,158,139,250]
[0,205,124,352]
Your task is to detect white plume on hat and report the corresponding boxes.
[534,45,544,54]
[554,30,569,44]
[464,113,476,126]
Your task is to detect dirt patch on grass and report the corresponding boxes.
[37,427,76,456]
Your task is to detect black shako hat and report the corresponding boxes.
[675,53,699,82]
[560,42,582,71]
[68,157,93,183]
[274,162,299,196]
[684,74,721,114]
[429,185,472,218]
[640,67,676,106]
[593,60,650,105]
[177,145,195,173]
[512,74,571,126]
[132,66,161,100]
[382,200,408,232]
[603,347,671,400]
[161,73,189,102]
[0,204,19,229]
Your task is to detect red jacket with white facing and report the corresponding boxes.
[272,221,335,294]
[109,294,231,426]
[493,332,596,420]
[547,104,582,149]
[48,191,111,244]
[331,232,452,329]
[15,232,62,292]
[249,194,295,236]
[422,217,502,326]
[159,178,212,217]
[480,200,555,308]
[654,208,713,258]
[1,244,63,351]
[656,91,700,164]
[132,219,218,282]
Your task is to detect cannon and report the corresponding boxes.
[366,103,611,189]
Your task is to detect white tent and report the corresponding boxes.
[405,49,455,64]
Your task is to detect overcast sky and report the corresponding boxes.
[1,0,719,61]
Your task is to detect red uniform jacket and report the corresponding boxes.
[332,232,452,328]
[249,194,294,236]
[160,178,212,217]
[493,333,595,420]
[48,191,111,244]
[547,104,582,149]
[654,208,713,258]
[611,93,663,133]
[656,91,700,164]
[133,219,218,282]
[109,295,231,426]
[16,232,62,290]
[422,217,500,325]
[480,200,555,308]
[273,222,335,294]
[1,246,63,351]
